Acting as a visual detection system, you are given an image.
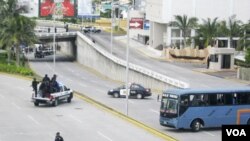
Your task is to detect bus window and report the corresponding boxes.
[236,92,250,104]
[208,94,217,105]
[189,94,206,106]
[217,94,224,105]
[180,95,189,106]
[224,93,233,105]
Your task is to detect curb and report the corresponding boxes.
[74,91,177,141]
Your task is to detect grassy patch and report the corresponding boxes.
[0,52,34,76]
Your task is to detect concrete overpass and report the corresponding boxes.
[35,32,77,61]
[35,31,188,91]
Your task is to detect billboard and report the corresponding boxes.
[77,0,100,18]
[39,0,76,17]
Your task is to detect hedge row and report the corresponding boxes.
[0,63,34,76]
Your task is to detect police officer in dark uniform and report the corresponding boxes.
[55,132,64,141]
[32,78,40,97]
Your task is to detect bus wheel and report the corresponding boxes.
[247,119,250,125]
[53,99,58,107]
[191,119,202,132]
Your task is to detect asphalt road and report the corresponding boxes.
[32,22,240,140]
[89,32,248,88]
[29,61,222,141]
[0,74,164,141]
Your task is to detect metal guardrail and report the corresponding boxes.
[77,32,189,89]
[35,32,77,38]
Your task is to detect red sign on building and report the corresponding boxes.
[129,18,143,29]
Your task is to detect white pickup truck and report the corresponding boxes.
[32,83,73,107]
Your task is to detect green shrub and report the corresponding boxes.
[0,63,34,76]
[245,48,250,64]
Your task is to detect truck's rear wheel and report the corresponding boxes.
[67,97,72,103]
[34,101,39,106]
[52,99,58,107]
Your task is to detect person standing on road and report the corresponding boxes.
[55,132,64,141]
[32,78,40,97]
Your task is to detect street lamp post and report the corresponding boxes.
[125,6,131,116]
[53,0,63,71]
[110,0,114,55]
[53,15,56,70]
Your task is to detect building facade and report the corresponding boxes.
[146,0,250,48]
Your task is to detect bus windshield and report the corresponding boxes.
[160,98,178,114]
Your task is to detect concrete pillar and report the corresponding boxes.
[191,29,195,48]
[166,26,172,47]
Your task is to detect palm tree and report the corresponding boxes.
[196,18,219,47]
[227,16,242,48]
[0,0,19,64]
[0,0,37,66]
[170,15,198,48]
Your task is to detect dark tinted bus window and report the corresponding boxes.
[189,94,207,106]
[208,94,217,105]
[224,93,233,105]
[236,92,250,104]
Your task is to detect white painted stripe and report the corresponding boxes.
[79,83,87,87]
[150,109,159,115]
[97,131,113,141]
[128,100,134,104]
[11,102,21,110]
[67,78,73,82]
[69,114,83,123]
[96,89,103,93]
[17,86,25,90]
[203,131,216,136]
[27,115,40,125]
[67,68,74,73]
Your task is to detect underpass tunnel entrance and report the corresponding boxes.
[27,37,77,62]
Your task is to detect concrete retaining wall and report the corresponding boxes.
[58,41,74,56]
[238,67,250,81]
[76,32,189,91]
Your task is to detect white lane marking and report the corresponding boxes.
[150,109,159,115]
[128,100,134,104]
[203,131,216,136]
[67,68,75,73]
[79,83,87,87]
[69,114,83,123]
[96,89,103,93]
[27,115,40,125]
[45,63,54,72]
[97,131,113,141]
[68,78,73,82]
[11,102,21,110]
[16,86,25,90]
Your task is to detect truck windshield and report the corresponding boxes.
[160,98,178,114]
